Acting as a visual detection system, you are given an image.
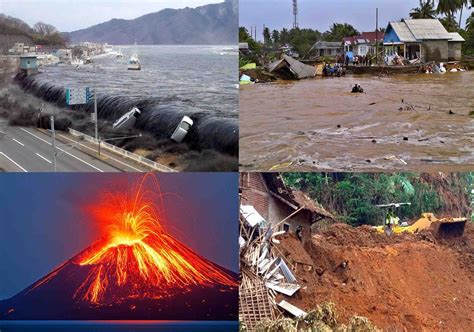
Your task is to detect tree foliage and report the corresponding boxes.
[322,23,359,42]
[283,173,470,226]
[0,14,66,46]
[410,0,437,19]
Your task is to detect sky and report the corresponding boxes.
[0,0,223,32]
[240,0,473,40]
[0,173,238,299]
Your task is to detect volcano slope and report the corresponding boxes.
[0,232,238,320]
[0,174,238,320]
[277,223,474,331]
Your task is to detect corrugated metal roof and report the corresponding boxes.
[390,21,417,42]
[314,41,343,49]
[448,32,465,42]
[404,19,451,40]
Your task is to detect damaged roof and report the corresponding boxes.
[267,55,316,79]
[262,173,335,220]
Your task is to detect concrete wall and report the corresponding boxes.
[422,40,449,62]
[448,42,463,61]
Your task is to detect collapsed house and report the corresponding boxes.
[239,173,335,330]
[267,55,316,79]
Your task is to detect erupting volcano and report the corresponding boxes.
[0,175,238,320]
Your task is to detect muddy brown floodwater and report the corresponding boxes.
[240,72,474,172]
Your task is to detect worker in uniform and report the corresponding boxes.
[385,208,400,235]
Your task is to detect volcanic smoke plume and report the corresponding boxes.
[0,175,238,320]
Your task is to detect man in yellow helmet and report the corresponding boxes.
[385,208,400,235]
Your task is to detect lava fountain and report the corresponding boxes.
[72,174,238,305]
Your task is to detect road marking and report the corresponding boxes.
[12,138,25,147]
[0,152,28,172]
[35,152,52,164]
[19,128,104,172]
[57,133,143,172]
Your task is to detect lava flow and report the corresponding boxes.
[68,174,237,305]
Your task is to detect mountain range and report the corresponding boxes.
[63,0,237,45]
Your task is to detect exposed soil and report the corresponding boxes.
[277,223,474,331]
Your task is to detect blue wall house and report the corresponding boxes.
[19,55,39,76]
[383,19,465,63]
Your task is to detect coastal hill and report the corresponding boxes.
[63,0,238,45]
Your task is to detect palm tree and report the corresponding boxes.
[467,12,474,31]
[436,0,467,27]
[410,0,437,19]
[457,0,470,28]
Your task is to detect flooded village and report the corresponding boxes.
[239,1,474,172]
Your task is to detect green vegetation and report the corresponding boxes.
[461,13,474,56]
[243,302,380,332]
[283,173,471,226]
[410,1,437,19]
[239,23,359,63]
[0,14,67,46]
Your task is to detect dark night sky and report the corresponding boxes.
[0,173,238,300]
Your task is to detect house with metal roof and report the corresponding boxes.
[343,31,385,57]
[312,41,343,57]
[383,19,465,62]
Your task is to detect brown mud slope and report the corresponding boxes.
[280,223,474,332]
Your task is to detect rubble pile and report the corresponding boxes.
[239,205,379,331]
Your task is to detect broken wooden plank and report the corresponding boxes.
[266,282,301,296]
[277,300,307,317]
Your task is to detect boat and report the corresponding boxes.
[127,43,141,70]
[116,48,123,59]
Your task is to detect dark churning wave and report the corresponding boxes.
[14,72,238,156]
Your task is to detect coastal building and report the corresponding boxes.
[9,42,31,55]
[312,41,343,58]
[343,31,384,57]
[19,55,38,76]
[383,19,465,62]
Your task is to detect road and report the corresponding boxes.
[0,125,147,172]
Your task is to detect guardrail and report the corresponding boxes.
[68,128,176,172]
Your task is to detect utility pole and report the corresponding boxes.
[50,115,57,172]
[93,87,98,142]
[376,8,379,65]
[263,24,266,46]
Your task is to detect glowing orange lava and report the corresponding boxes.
[72,174,237,305]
